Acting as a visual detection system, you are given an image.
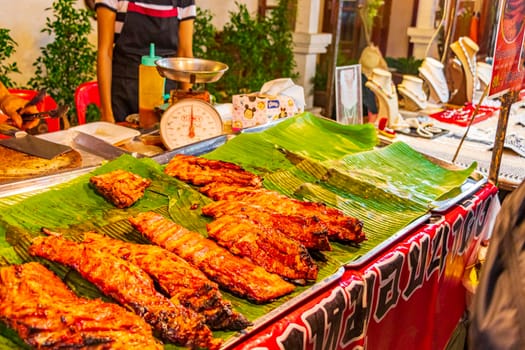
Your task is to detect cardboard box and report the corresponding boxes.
[232,93,300,130]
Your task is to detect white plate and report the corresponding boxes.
[37,122,140,146]
[70,122,140,145]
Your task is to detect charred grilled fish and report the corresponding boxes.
[202,199,331,251]
[82,231,251,331]
[164,154,262,187]
[200,183,366,243]
[0,262,162,349]
[207,214,318,283]
[28,234,221,349]
[129,211,295,303]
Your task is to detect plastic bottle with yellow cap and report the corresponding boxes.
[138,43,165,129]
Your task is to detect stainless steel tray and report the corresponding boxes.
[0,126,488,349]
[420,153,488,213]
[0,166,96,199]
[152,134,230,164]
[430,176,488,213]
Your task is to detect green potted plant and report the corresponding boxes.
[0,28,21,88]
[27,0,97,126]
[193,0,298,102]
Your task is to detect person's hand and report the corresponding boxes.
[0,95,38,129]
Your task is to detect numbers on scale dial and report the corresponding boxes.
[161,99,223,150]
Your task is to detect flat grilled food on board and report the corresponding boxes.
[202,200,331,251]
[89,169,152,208]
[28,234,221,350]
[207,214,318,283]
[164,154,263,187]
[0,262,162,350]
[129,211,296,303]
[82,231,251,331]
[0,145,81,183]
[200,183,366,243]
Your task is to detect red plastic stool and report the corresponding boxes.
[74,81,100,125]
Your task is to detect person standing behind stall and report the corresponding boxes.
[94,0,195,123]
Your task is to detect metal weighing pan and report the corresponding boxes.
[155,57,229,84]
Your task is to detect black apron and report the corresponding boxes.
[111,0,180,121]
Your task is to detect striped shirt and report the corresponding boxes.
[94,0,196,42]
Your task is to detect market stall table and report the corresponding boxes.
[0,113,497,349]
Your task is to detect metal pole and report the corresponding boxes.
[452,84,490,163]
[325,0,343,119]
[488,90,519,185]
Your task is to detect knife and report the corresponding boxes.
[73,131,142,160]
[0,124,72,159]
[23,88,47,109]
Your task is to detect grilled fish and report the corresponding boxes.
[129,211,295,303]
[89,169,152,209]
[164,154,262,187]
[202,199,331,251]
[200,183,366,243]
[82,231,251,331]
[207,214,318,283]
[0,262,162,349]
[29,234,221,349]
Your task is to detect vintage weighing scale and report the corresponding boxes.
[155,57,229,150]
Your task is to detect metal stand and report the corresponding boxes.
[488,90,520,185]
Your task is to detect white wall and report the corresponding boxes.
[1,0,257,87]
[386,0,415,58]
[197,0,258,29]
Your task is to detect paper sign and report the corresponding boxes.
[489,0,525,96]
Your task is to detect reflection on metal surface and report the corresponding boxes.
[152,134,229,164]
[155,57,228,83]
[0,166,96,199]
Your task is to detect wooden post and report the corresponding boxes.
[488,90,520,185]
[325,0,342,119]
[441,0,459,63]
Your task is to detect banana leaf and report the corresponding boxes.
[205,112,379,171]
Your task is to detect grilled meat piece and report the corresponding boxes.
[0,262,161,350]
[129,211,295,303]
[199,183,265,201]
[206,214,319,283]
[28,235,221,350]
[90,169,152,208]
[200,183,366,243]
[164,154,262,187]
[202,200,331,251]
[82,231,251,331]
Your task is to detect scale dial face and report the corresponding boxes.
[160,98,223,150]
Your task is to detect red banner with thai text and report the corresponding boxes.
[229,184,498,350]
[489,0,525,96]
